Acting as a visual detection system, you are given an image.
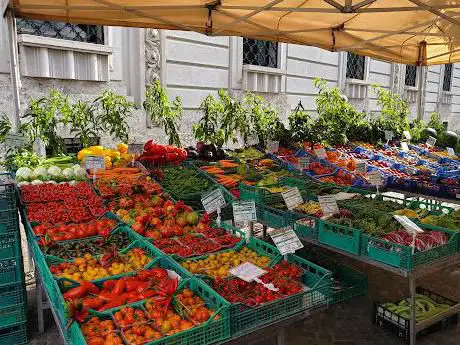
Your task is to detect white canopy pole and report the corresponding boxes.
[5,6,21,131]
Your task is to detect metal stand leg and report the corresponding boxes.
[263,225,267,240]
[249,221,254,238]
[409,274,416,345]
[277,328,285,345]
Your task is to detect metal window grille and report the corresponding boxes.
[45,137,100,156]
[16,19,104,45]
[346,53,365,80]
[243,38,278,68]
[405,65,417,87]
[443,63,453,91]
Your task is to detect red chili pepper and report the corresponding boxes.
[102,280,116,291]
[138,289,157,300]
[82,281,99,295]
[63,285,88,300]
[112,279,126,295]
[82,297,104,310]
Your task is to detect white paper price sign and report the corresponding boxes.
[269,226,304,255]
[318,195,339,215]
[315,147,327,159]
[281,187,303,210]
[266,140,279,153]
[298,157,310,170]
[384,130,393,141]
[401,142,409,152]
[403,131,412,140]
[355,161,368,174]
[232,201,257,223]
[447,147,456,157]
[394,215,424,235]
[368,171,383,186]
[229,262,267,282]
[201,188,226,214]
[85,155,105,170]
[128,143,144,154]
[426,136,437,147]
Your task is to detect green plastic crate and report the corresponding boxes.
[0,209,19,235]
[216,254,331,337]
[300,251,367,304]
[0,254,24,287]
[255,203,302,229]
[0,175,16,212]
[318,219,362,255]
[239,183,285,205]
[0,286,26,329]
[294,216,320,240]
[361,224,459,271]
[0,322,27,345]
[0,228,21,259]
[76,277,231,345]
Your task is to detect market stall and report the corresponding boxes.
[4,2,460,345]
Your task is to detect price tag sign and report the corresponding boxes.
[85,155,105,171]
[447,147,456,157]
[356,160,368,174]
[281,187,303,210]
[384,131,393,141]
[229,262,267,282]
[401,142,409,152]
[368,171,383,186]
[201,188,226,214]
[426,136,437,147]
[247,134,259,146]
[128,143,144,154]
[232,201,257,223]
[403,131,412,140]
[315,147,327,159]
[298,156,310,170]
[4,133,24,149]
[317,195,339,215]
[268,226,304,255]
[266,140,279,153]
[394,215,424,235]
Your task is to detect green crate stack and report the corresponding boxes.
[0,174,27,344]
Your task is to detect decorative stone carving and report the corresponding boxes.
[144,29,161,85]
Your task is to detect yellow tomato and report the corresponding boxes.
[77,148,92,161]
[117,143,128,154]
[87,146,104,155]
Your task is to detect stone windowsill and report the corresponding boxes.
[242,64,285,75]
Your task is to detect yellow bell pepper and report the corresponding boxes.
[87,146,104,155]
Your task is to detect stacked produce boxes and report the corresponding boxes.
[0,173,27,345]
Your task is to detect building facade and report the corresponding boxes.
[0,19,459,147]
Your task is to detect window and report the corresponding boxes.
[17,19,104,44]
[346,53,365,80]
[45,137,100,156]
[443,63,453,91]
[243,38,278,68]
[405,65,417,87]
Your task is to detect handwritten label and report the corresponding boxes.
[426,136,437,147]
[447,147,456,157]
[266,140,279,153]
[201,188,226,214]
[298,156,310,170]
[268,226,304,255]
[394,215,424,235]
[282,187,303,210]
[317,195,339,215]
[85,155,105,171]
[356,160,368,174]
[368,171,383,186]
[232,201,257,223]
[384,131,393,141]
[229,262,267,282]
[315,148,327,159]
[400,142,409,152]
[128,143,144,154]
[403,131,412,140]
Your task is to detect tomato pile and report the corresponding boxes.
[95,175,162,199]
[33,218,117,240]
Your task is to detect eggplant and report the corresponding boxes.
[215,147,226,160]
[196,141,205,153]
[202,149,214,161]
[187,149,199,159]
